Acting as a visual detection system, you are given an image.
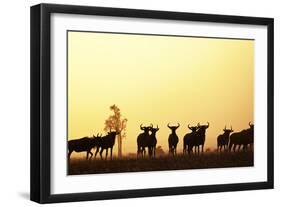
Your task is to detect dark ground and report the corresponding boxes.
[68,151,253,175]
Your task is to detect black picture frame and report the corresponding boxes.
[30,3,274,203]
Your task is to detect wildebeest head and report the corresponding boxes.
[249,122,254,130]
[188,124,198,132]
[140,123,152,134]
[167,123,180,133]
[197,122,210,131]
[92,133,102,145]
[150,124,159,135]
[107,131,120,137]
[223,125,233,134]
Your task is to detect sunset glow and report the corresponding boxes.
[67,31,254,157]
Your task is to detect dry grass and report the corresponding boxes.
[68,151,253,175]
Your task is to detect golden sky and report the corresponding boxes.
[67,31,254,156]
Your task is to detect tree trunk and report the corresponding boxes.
[118,134,122,158]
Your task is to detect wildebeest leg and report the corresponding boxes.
[202,145,204,153]
[68,150,73,159]
[88,151,93,159]
[100,148,104,159]
[229,143,232,152]
[94,148,99,158]
[188,145,192,155]
[233,144,236,152]
[105,149,108,160]
[238,145,241,152]
[110,148,113,160]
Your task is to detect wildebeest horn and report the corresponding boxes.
[140,124,144,130]
[167,123,171,129]
[176,123,180,128]
[231,126,233,131]
[207,122,210,128]
[150,123,153,128]
[249,122,253,127]
[188,124,192,130]
[197,123,200,127]
[224,125,226,131]
[156,125,159,130]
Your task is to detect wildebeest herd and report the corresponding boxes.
[68,130,119,160]
[68,122,254,160]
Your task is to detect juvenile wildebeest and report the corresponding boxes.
[168,123,180,156]
[137,124,152,158]
[217,126,233,152]
[99,131,119,160]
[229,122,254,152]
[194,122,209,154]
[148,125,159,158]
[183,124,198,155]
[68,134,102,160]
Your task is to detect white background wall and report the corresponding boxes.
[0,0,279,206]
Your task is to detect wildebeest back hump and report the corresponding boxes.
[68,137,91,152]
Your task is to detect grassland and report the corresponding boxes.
[68,151,253,175]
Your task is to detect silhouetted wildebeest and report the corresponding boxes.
[183,124,198,155]
[99,131,119,160]
[194,122,209,154]
[217,126,233,152]
[68,134,102,160]
[167,123,180,156]
[148,125,159,158]
[137,124,152,158]
[229,122,254,152]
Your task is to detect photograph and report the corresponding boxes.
[67,31,254,175]
[30,3,273,203]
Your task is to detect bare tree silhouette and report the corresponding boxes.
[104,105,127,158]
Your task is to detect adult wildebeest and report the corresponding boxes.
[99,130,119,160]
[194,122,209,154]
[217,126,233,152]
[183,124,198,155]
[148,125,159,158]
[167,123,180,156]
[137,124,152,158]
[229,122,254,152]
[68,134,102,160]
